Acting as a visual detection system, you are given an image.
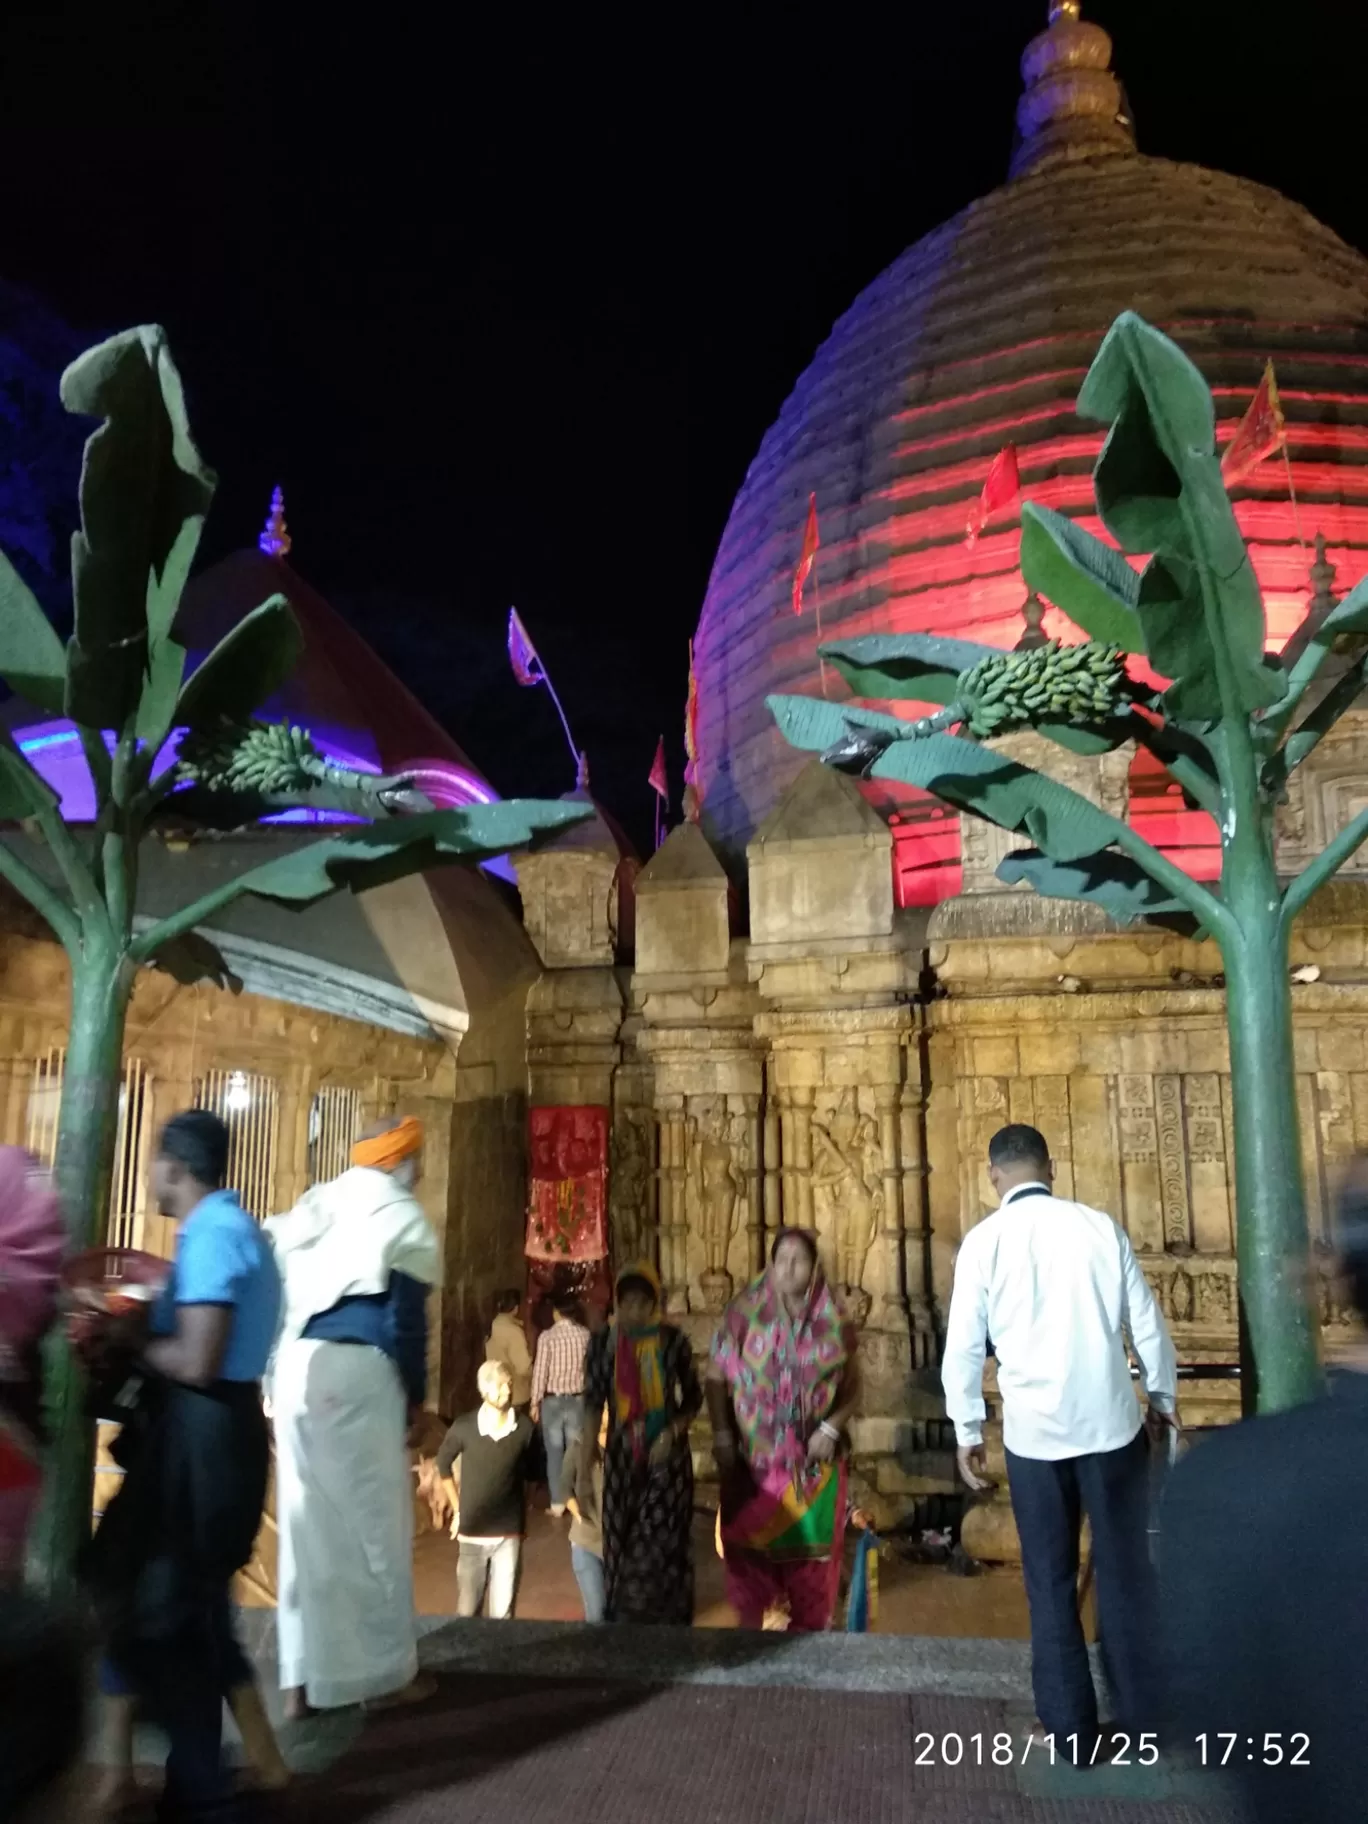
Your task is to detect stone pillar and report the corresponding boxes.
[762,1088,781,1250]
[660,1103,690,1314]
[275,1063,314,1208]
[743,1092,764,1276]
[900,1071,936,1364]
[791,1084,815,1230]
[874,1081,906,1325]
[654,1109,674,1295]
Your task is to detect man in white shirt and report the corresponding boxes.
[942,1124,1178,1755]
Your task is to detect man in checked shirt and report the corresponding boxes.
[530,1297,591,1515]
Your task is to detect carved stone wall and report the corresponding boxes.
[1277,709,1368,879]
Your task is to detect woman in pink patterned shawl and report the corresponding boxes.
[705,1228,860,1630]
[0,1147,64,1582]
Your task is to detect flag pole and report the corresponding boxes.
[813,578,830,698]
[539,672,581,779]
[1280,439,1307,553]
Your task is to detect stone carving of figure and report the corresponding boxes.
[811,1097,882,1324]
[691,1106,744,1312]
[610,1110,651,1266]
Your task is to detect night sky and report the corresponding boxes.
[4,2,1365,852]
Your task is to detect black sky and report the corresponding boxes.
[5,1,1365,851]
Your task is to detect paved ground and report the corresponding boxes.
[191,1616,1237,1823]
[286,1673,1239,1824]
[108,1500,1184,1823]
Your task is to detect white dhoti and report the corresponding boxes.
[274,1337,417,1708]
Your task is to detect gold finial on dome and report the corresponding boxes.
[1010,3,1135,180]
[259,485,291,560]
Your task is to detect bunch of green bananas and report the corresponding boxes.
[955,639,1126,738]
[176,718,325,794]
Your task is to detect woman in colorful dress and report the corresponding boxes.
[581,1261,701,1623]
[0,1147,64,1583]
[706,1227,860,1631]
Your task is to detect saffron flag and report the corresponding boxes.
[1221,360,1285,487]
[792,493,820,614]
[507,607,543,686]
[684,640,700,789]
[964,444,1020,548]
[648,736,669,803]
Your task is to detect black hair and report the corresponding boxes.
[615,1273,657,1307]
[494,1288,522,1315]
[988,1123,1050,1174]
[158,1109,230,1188]
[1337,1171,1368,1321]
[770,1226,819,1269]
[0,1592,86,1820]
[552,1295,581,1320]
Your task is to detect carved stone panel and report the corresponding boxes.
[810,1088,884,1324]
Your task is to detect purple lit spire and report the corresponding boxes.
[259,486,291,559]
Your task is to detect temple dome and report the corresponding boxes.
[693,15,1368,879]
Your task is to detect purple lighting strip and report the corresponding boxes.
[13,723,498,829]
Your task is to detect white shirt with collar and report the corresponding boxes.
[942,1181,1177,1461]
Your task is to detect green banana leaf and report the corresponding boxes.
[60,326,217,731]
[1077,312,1278,718]
[1018,503,1144,651]
[175,596,303,729]
[996,847,1200,930]
[767,693,1120,861]
[0,729,61,822]
[1264,571,1368,737]
[229,800,592,908]
[821,633,1001,705]
[0,553,67,714]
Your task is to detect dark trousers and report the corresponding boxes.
[1005,1428,1157,1746]
[110,1579,239,1818]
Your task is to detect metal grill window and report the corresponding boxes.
[26,1050,152,1248]
[309,1085,363,1186]
[195,1069,280,1220]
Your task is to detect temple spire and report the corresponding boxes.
[259,485,291,560]
[1010,3,1136,181]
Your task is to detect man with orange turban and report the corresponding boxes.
[265,1113,440,1718]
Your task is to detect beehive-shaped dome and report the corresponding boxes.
[693,5,1368,880]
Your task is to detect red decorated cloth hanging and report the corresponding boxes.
[1221,360,1285,487]
[964,444,1020,548]
[525,1105,609,1262]
[791,493,820,614]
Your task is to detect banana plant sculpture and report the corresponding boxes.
[771,311,1368,1419]
[0,326,588,1585]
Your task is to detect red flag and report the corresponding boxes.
[791,493,820,614]
[648,736,669,803]
[964,444,1020,548]
[507,607,542,686]
[1221,360,1285,487]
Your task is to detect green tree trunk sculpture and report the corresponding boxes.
[771,312,1368,1418]
[0,325,587,1588]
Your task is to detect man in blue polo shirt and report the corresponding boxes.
[88,1109,281,1820]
